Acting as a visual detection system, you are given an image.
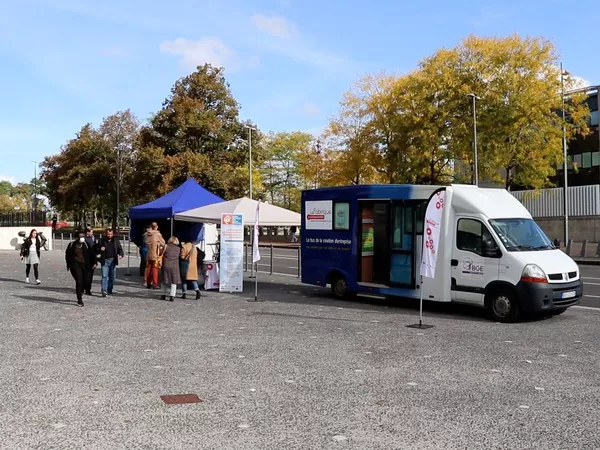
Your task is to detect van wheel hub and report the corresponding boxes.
[493,295,511,317]
[334,278,347,297]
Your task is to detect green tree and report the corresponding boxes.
[261,131,314,211]
[137,64,264,200]
[0,181,12,196]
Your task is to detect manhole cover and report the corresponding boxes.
[160,394,202,405]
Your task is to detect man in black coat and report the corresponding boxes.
[96,228,124,297]
[65,230,96,307]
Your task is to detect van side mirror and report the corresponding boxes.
[482,239,500,258]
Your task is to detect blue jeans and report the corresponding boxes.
[182,280,199,293]
[101,258,116,293]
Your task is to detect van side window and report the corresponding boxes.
[333,202,350,231]
[456,219,499,257]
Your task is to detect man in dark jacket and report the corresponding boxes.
[97,228,124,297]
[65,230,96,307]
[84,227,98,295]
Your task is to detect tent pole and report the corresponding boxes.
[170,217,174,238]
[125,219,132,277]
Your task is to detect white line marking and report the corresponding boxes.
[583,294,600,298]
[582,282,600,286]
[573,305,600,311]
[582,277,600,280]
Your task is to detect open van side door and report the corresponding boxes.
[451,217,502,306]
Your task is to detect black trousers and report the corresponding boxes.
[25,263,39,279]
[85,267,95,293]
[139,255,146,276]
[70,262,90,301]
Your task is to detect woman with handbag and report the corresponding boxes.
[160,236,181,302]
[20,229,43,284]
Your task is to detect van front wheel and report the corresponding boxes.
[487,289,520,323]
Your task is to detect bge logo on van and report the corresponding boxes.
[462,257,484,276]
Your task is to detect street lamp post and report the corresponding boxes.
[244,125,257,277]
[245,125,257,200]
[32,161,37,223]
[467,94,481,186]
[560,63,569,246]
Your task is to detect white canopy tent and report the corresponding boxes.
[174,197,301,226]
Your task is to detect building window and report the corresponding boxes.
[333,202,350,231]
[593,152,600,167]
[592,110,599,127]
[583,152,592,168]
[573,154,582,169]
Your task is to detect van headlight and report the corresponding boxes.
[521,264,548,284]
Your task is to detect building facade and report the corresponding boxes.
[552,85,600,187]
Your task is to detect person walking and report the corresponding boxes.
[161,236,181,302]
[84,227,98,295]
[20,229,42,284]
[145,222,165,289]
[65,231,96,307]
[179,240,202,300]
[97,228,124,297]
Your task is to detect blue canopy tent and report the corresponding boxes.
[128,178,224,246]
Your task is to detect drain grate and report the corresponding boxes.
[160,394,203,405]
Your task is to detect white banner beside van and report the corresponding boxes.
[420,190,446,279]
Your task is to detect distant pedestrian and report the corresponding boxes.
[65,231,96,307]
[97,228,124,297]
[179,240,202,300]
[145,222,165,289]
[84,227,98,295]
[51,215,57,231]
[20,229,42,284]
[290,226,298,243]
[161,236,181,302]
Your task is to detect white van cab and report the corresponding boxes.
[428,185,582,322]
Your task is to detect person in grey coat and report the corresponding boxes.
[160,236,182,302]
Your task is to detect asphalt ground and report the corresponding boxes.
[1,250,600,449]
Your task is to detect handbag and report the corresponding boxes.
[154,246,165,269]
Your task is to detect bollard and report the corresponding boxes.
[581,240,588,258]
[270,244,273,274]
[60,232,64,250]
[244,243,248,272]
[297,247,301,278]
[566,239,573,256]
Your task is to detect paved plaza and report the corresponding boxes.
[1,250,600,449]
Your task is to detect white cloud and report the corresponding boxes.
[301,102,320,116]
[0,175,16,184]
[160,37,241,71]
[250,14,298,39]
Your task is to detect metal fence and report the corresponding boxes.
[511,185,600,217]
[51,232,302,277]
[0,210,47,227]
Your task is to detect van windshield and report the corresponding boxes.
[488,218,555,252]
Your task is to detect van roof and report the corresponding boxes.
[450,184,532,219]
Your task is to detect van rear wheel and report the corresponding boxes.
[331,274,354,300]
[487,289,520,323]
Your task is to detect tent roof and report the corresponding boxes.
[174,197,301,226]
[129,178,224,220]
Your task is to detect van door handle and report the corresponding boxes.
[451,259,458,267]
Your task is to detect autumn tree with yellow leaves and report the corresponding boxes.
[321,34,591,190]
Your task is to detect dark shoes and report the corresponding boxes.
[77,299,84,307]
[85,291,92,296]
[169,296,174,302]
[182,293,187,300]
[101,291,107,298]
[195,290,201,300]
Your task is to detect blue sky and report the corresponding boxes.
[1,0,598,183]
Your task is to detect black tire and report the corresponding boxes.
[487,289,521,323]
[331,274,354,300]
[551,307,568,316]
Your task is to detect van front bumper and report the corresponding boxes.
[516,279,583,312]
